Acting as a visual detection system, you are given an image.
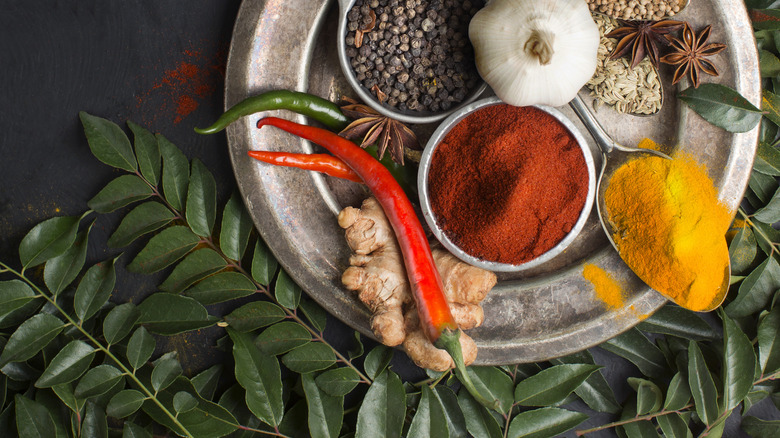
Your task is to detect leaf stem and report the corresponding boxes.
[575,404,693,436]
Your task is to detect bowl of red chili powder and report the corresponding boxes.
[418,97,596,272]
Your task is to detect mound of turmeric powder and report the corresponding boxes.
[604,139,731,311]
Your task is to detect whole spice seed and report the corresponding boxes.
[428,105,589,265]
[345,0,483,113]
[586,0,686,21]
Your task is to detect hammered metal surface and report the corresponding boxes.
[225,0,760,364]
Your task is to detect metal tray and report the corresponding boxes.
[224,0,760,364]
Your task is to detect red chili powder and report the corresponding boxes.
[428,104,589,265]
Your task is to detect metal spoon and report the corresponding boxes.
[569,94,729,312]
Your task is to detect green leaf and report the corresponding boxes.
[191,364,222,400]
[657,412,692,438]
[107,390,145,418]
[88,175,153,213]
[300,297,328,333]
[123,422,152,438]
[741,416,780,437]
[220,192,253,261]
[514,364,601,407]
[158,134,190,211]
[108,202,175,248]
[727,256,780,317]
[315,367,361,397]
[431,386,469,438]
[465,367,514,414]
[103,303,141,345]
[678,84,762,133]
[74,257,117,322]
[136,293,217,335]
[126,327,156,370]
[185,271,257,305]
[278,399,308,438]
[80,112,137,172]
[227,328,284,427]
[408,385,449,438]
[82,402,108,438]
[763,89,780,127]
[355,370,406,438]
[507,407,587,438]
[601,328,668,378]
[618,398,661,438]
[761,49,780,77]
[44,225,90,294]
[173,391,199,414]
[753,9,780,31]
[0,313,64,367]
[364,345,393,380]
[302,372,344,438]
[750,171,779,206]
[127,225,200,274]
[35,340,95,388]
[755,186,780,223]
[281,342,337,373]
[687,341,720,425]
[52,383,82,414]
[637,304,718,340]
[251,239,278,285]
[729,226,759,275]
[255,321,312,355]
[759,305,780,373]
[186,158,217,237]
[15,394,56,438]
[550,350,620,414]
[74,364,124,399]
[754,141,780,176]
[0,280,39,325]
[275,270,301,309]
[19,214,82,269]
[664,372,692,411]
[217,384,265,438]
[223,300,285,332]
[128,121,161,186]
[628,377,663,415]
[151,356,183,392]
[158,248,227,293]
[458,389,502,438]
[721,310,757,412]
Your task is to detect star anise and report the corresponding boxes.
[339,98,420,165]
[606,19,684,69]
[660,23,727,88]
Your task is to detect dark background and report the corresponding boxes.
[0,1,776,437]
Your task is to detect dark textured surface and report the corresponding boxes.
[0,1,775,437]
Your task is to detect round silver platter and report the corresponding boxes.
[224,0,760,365]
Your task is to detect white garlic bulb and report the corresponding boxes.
[469,0,600,107]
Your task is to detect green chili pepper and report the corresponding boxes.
[194,90,350,134]
[196,89,418,197]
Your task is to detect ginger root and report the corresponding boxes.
[339,197,497,371]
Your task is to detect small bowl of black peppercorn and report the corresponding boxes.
[336,0,488,125]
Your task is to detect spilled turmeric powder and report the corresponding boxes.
[604,139,731,312]
[583,264,625,309]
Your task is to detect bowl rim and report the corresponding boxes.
[417,96,598,272]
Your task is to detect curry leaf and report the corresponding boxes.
[108,202,175,248]
[88,174,154,213]
[688,341,720,426]
[35,340,95,388]
[721,310,757,412]
[355,370,405,438]
[761,49,780,77]
[677,84,762,133]
[628,377,663,415]
[186,158,217,238]
[550,351,620,414]
[408,385,449,438]
[106,389,145,418]
[638,304,718,340]
[128,121,161,186]
[158,134,190,211]
[136,294,217,335]
[74,364,124,399]
[0,313,64,367]
[254,321,311,355]
[19,213,83,269]
[763,89,780,127]
[82,402,108,438]
[729,225,759,276]
[127,327,156,370]
[758,305,780,374]
[127,225,200,273]
[601,328,668,378]
[301,372,344,438]
[741,416,780,437]
[103,303,141,345]
[227,328,284,427]
[275,269,301,309]
[315,367,361,397]
[664,372,692,411]
[52,382,82,414]
[0,280,39,327]
[617,398,661,438]
[224,301,285,332]
[173,391,198,414]
[466,367,514,414]
[300,297,328,333]
[506,407,587,438]
[191,364,222,401]
[750,170,779,206]
[657,412,692,438]
[15,394,56,438]
[158,248,227,293]
[755,185,780,223]
[754,141,780,176]
[80,112,137,172]
[281,342,336,374]
[123,422,152,438]
[184,271,257,305]
[432,386,469,438]
[74,257,118,322]
[753,9,780,31]
[251,239,278,285]
[44,225,90,295]
[364,345,393,380]
[151,355,183,393]
[220,192,253,261]
[514,364,601,407]
[458,390,502,438]
[726,256,780,317]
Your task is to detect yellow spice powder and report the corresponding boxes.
[583,263,625,309]
[604,139,731,311]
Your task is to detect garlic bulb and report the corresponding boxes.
[469,0,600,107]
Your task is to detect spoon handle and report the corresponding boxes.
[569,94,614,155]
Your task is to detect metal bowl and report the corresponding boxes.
[336,0,487,125]
[418,96,597,272]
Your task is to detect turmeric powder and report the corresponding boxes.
[582,264,625,310]
[604,139,731,311]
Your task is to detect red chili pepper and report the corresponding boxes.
[247,150,363,183]
[256,117,498,410]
